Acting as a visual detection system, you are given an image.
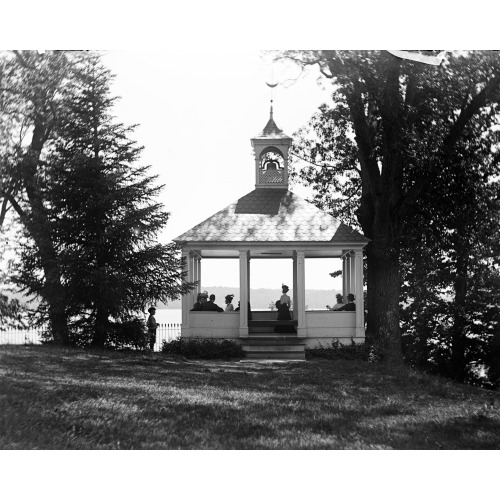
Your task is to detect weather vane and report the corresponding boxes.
[266,65,279,114]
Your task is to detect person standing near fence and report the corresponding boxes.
[147,306,157,350]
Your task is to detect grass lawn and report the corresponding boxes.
[1,344,499,450]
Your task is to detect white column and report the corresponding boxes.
[342,254,348,299]
[194,253,201,295]
[354,249,365,338]
[239,250,249,337]
[296,250,306,337]
[349,252,356,298]
[247,257,251,313]
[292,253,298,320]
[344,253,351,299]
[181,249,192,335]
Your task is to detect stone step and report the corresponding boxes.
[243,340,305,346]
[244,350,306,360]
[249,320,298,327]
[248,330,298,335]
[242,344,304,352]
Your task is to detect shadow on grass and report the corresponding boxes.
[1,345,499,449]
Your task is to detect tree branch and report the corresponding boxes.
[0,197,10,227]
[443,73,500,155]
[1,190,26,220]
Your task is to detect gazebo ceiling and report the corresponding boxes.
[192,248,348,259]
[174,189,370,250]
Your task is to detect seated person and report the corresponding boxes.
[337,293,356,311]
[327,293,344,311]
[225,294,235,311]
[234,300,252,320]
[201,294,224,312]
[191,292,208,311]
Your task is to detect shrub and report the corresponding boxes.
[161,337,244,359]
[305,339,369,361]
[38,317,149,350]
[106,317,148,350]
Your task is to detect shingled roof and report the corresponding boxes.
[174,189,369,244]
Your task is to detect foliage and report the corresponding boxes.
[0,50,76,343]
[1,51,194,346]
[305,339,369,361]
[105,318,148,350]
[283,50,500,369]
[0,294,24,330]
[161,337,244,359]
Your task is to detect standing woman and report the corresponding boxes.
[225,294,235,311]
[275,284,295,333]
[280,284,291,309]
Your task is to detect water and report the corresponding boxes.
[151,308,182,325]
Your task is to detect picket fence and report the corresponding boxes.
[0,323,181,352]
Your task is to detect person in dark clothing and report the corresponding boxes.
[146,306,157,350]
[201,294,224,312]
[337,293,356,311]
[234,300,252,320]
[275,285,296,333]
[191,292,208,311]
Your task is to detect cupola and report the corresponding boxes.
[251,103,292,189]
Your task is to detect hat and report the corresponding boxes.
[148,306,156,313]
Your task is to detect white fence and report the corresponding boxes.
[0,323,181,352]
[153,324,181,351]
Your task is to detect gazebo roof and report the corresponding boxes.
[252,116,291,140]
[174,189,369,245]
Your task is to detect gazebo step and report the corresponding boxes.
[243,350,305,360]
[243,344,304,352]
[249,320,298,328]
[248,331,298,336]
[243,337,305,345]
[241,336,306,360]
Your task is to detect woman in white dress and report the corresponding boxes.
[224,294,235,311]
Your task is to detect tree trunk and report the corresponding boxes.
[38,248,68,345]
[365,236,403,365]
[21,124,69,345]
[93,307,108,348]
[450,225,469,381]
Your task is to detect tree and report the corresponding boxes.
[0,50,75,343]
[399,113,500,385]
[2,51,194,346]
[283,50,500,364]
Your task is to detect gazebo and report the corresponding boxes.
[174,106,369,359]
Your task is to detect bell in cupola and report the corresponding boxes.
[251,102,292,189]
[265,159,279,171]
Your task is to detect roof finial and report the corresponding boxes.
[266,63,278,120]
[266,81,277,122]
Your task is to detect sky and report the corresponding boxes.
[103,49,343,290]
